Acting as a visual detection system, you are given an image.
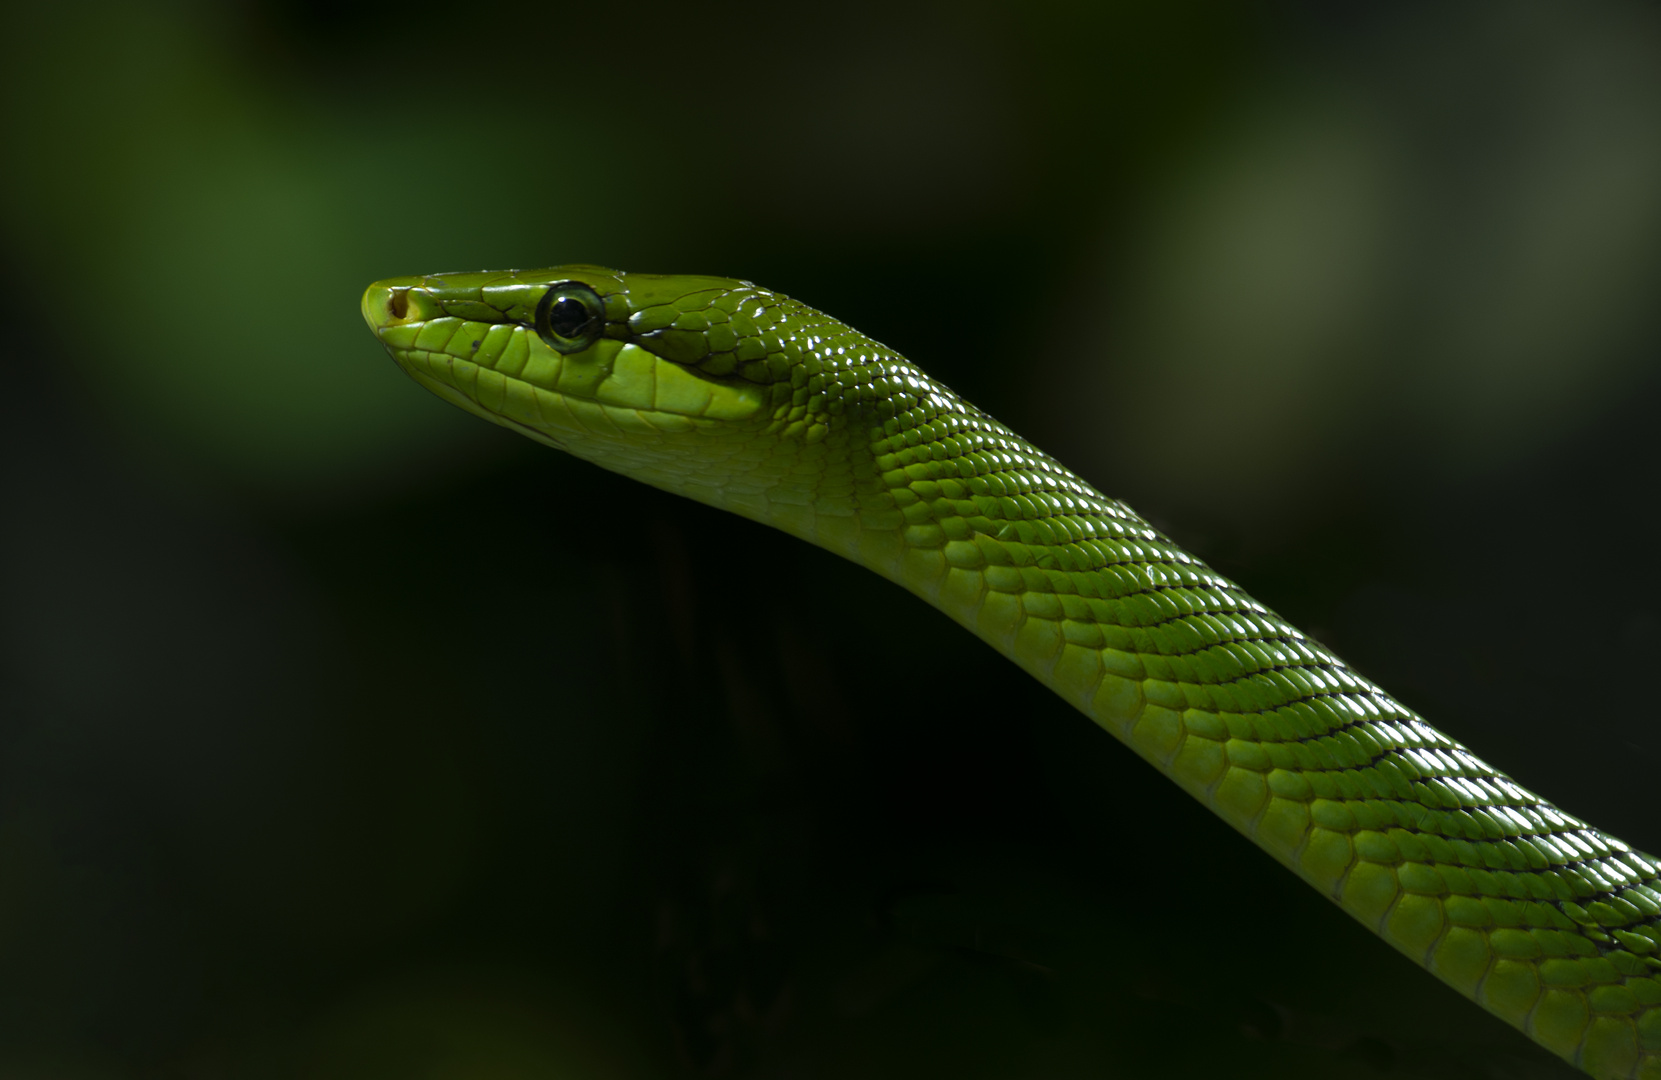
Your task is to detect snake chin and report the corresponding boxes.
[502,416,566,452]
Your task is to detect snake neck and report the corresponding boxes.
[735,346,1661,1079]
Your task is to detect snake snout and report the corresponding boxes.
[361,278,437,333]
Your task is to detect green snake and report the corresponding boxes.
[362,265,1661,1078]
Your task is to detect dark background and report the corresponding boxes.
[2,1,1658,1077]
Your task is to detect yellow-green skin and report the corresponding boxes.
[363,265,1661,1078]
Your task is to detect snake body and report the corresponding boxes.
[363,265,1661,1078]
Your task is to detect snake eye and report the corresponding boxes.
[535,282,605,353]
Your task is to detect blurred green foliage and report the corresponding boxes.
[2,1,1659,1077]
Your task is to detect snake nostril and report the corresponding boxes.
[388,289,410,319]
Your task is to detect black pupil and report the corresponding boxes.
[548,296,593,339]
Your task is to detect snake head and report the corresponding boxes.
[361,266,764,448]
[362,265,947,535]
[362,265,908,460]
